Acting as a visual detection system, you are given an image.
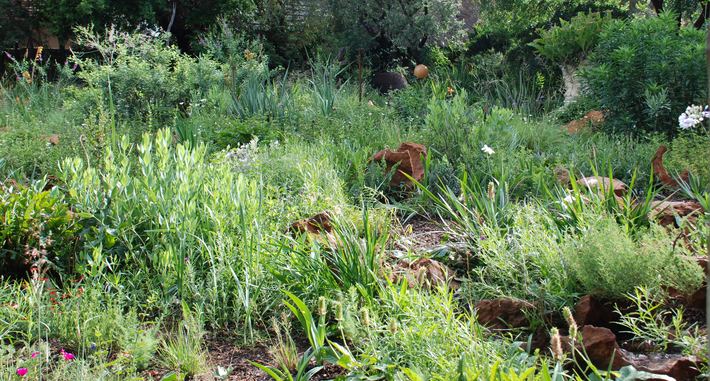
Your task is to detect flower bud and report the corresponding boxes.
[318,296,326,316]
[550,327,563,362]
[334,302,343,321]
[388,318,397,334]
[361,307,370,327]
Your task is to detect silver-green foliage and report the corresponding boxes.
[72,25,224,121]
[564,216,703,300]
[60,129,270,331]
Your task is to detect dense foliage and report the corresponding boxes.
[0,5,709,380]
[580,11,707,136]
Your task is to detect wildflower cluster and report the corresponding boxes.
[678,105,710,129]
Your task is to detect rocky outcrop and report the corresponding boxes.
[389,257,460,291]
[650,201,703,228]
[578,176,627,198]
[371,72,408,94]
[652,145,689,188]
[371,142,427,189]
[473,299,534,330]
[565,110,605,135]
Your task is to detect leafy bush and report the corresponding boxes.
[530,12,610,65]
[466,203,579,309]
[0,180,79,275]
[579,11,707,136]
[564,216,702,300]
[73,25,224,122]
[664,130,710,187]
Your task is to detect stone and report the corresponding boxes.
[577,326,632,370]
[652,145,689,188]
[578,176,627,198]
[290,211,334,236]
[371,142,427,189]
[575,295,617,327]
[635,356,702,381]
[649,201,703,228]
[389,257,460,291]
[473,299,533,330]
[371,72,408,94]
[565,110,605,135]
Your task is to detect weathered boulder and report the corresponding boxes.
[652,145,689,188]
[575,295,618,327]
[371,72,408,94]
[473,299,533,330]
[578,176,627,198]
[573,326,632,370]
[389,257,459,291]
[565,110,605,135]
[635,356,702,381]
[371,142,427,189]
[650,201,703,228]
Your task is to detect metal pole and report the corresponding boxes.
[705,23,709,377]
[358,49,363,103]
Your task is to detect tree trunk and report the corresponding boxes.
[560,59,589,106]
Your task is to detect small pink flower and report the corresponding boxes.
[60,350,75,360]
[17,368,28,376]
[31,352,38,358]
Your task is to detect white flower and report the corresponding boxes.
[679,113,700,130]
[678,104,709,129]
[584,178,598,187]
[563,194,575,204]
[481,145,495,155]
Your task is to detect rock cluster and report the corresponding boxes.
[370,142,427,189]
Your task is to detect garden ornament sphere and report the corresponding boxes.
[414,64,428,79]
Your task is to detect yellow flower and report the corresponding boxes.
[34,46,43,61]
[446,86,454,96]
[244,50,254,61]
[23,71,31,83]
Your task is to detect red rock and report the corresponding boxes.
[578,326,631,370]
[565,110,605,135]
[652,145,689,188]
[650,201,703,228]
[290,211,333,236]
[371,142,427,189]
[473,299,532,330]
[575,295,617,327]
[578,176,627,198]
[636,356,702,381]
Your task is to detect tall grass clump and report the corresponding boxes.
[60,129,274,336]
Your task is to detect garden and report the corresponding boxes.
[1,1,710,380]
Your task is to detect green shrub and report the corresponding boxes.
[565,216,702,299]
[530,12,610,65]
[73,25,224,122]
[466,203,579,309]
[664,130,710,187]
[0,180,80,275]
[579,11,707,136]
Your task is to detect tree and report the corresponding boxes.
[330,0,465,68]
